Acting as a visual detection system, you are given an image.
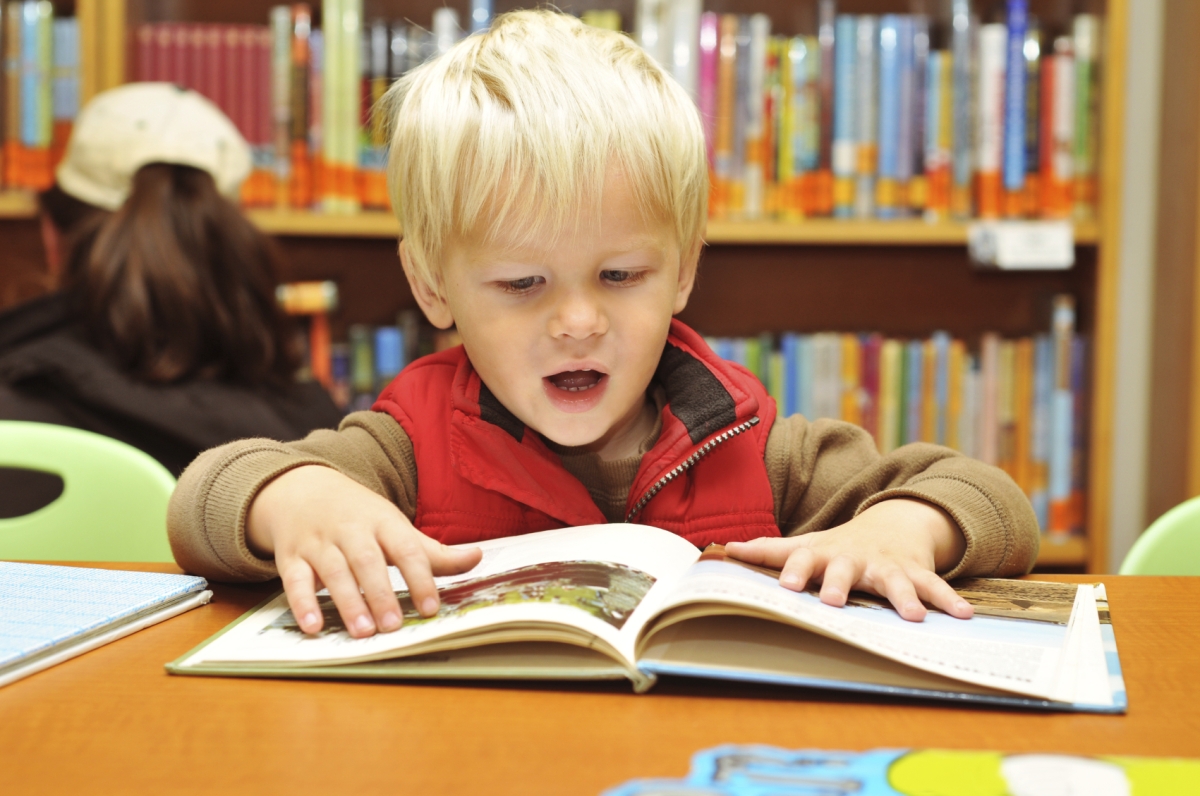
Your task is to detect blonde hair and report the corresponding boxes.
[381,9,707,294]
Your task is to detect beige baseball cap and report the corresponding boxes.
[55,82,252,211]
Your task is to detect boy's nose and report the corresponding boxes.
[547,291,608,340]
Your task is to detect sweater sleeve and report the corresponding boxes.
[764,414,1040,579]
[167,411,417,582]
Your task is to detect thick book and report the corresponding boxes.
[168,524,1125,713]
[1,562,211,688]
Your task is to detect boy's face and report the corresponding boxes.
[404,170,699,455]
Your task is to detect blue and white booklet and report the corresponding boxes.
[169,524,1124,714]
[0,562,211,688]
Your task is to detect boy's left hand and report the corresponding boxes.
[724,498,974,622]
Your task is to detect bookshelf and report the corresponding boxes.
[0,0,1126,572]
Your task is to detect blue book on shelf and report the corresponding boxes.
[0,562,210,688]
[932,331,950,445]
[781,333,800,417]
[876,14,901,220]
[832,15,858,218]
[796,335,814,420]
[1003,0,1029,192]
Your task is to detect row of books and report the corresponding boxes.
[0,4,78,191]
[633,1,1100,222]
[133,3,467,211]
[702,298,1086,536]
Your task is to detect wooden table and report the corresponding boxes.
[2,568,1197,795]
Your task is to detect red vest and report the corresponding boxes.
[373,319,780,548]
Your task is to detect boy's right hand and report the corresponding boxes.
[246,465,482,638]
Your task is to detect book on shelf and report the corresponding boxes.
[0,562,211,688]
[167,523,1125,713]
[702,294,1086,539]
[1,2,77,192]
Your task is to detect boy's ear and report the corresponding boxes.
[399,239,455,329]
[672,239,702,315]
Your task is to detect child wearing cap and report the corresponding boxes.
[0,83,342,487]
[169,10,1039,637]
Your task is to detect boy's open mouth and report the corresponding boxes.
[545,370,606,392]
[543,368,609,413]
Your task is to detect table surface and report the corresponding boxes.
[2,567,1198,795]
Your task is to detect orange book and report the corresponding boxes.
[1013,338,1033,494]
[710,15,738,220]
[946,339,965,451]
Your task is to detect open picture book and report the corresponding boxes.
[167,524,1125,713]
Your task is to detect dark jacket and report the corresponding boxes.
[374,318,780,548]
[0,291,342,514]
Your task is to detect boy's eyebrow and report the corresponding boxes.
[476,233,675,264]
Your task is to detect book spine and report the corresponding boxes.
[976,23,1006,220]
[699,12,718,172]
[777,37,795,219]
[1072,14,1099,221]
[743,13,770,220]
[894,16,916,217]
[712,14,738,219]
[470,0,492,34]
[670,0,701,101]
[1045,37,1075,219]
[840,333,861,426]
[947,338,965,450]
[921,337,936,443]
[362,16,390,210]
[1030,334,1052,529]
[979,332,1000,465]
[1069,335,1088,534]
[781,332,798,416]
[730,16,751,218]
[1023,19,1041,216]
[797,335,814,420]
[50,16,76,173]
[769,348,785,409]
[172,21,189,87]
[933,330,950,445]
[853,15,877,219]
[4,5,19,188]
[1013,337,1034,494]
[923,51,950,221]
[876,15,900,220]
[321,0,340,212]
[879,339,901,452]
[1002,0,1028,217]
[949,0,973,218]
[1048,295,1075,536]
[271,6,292,208]
[997,339,1016,478]
[905,339,922,445]
[831,15,856,218]
[861,333,881,444]
[907,16,929,216]
[342,0,362,212]
[813,0,835,216]
[308,27,323,207]
[289,5,313,209]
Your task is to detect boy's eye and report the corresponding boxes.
[498,276,544,294]
[601,270,646,285]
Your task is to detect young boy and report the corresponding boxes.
[168,10,1039,639]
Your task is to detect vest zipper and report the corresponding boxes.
[625,416,761,522]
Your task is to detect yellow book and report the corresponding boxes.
[921,339,937,443]
[841,334,861,426]
[879,340,902,453]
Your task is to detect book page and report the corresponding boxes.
[179,524,700,670]
[641,556,1074,700]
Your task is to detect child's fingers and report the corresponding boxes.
[279,557,323,634]
[724,537,804,569]
[313,548,378,638]
[818,555,861,608]
[874,567,928,622]
[378,530,441,619]
[422,537,484,577]
[342,540,404,633]
[911,569,974,619]
[778,547,817,592]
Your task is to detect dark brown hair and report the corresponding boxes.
[39,164,298,385]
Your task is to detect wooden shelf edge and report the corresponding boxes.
[705,218,1101,246]
[246,209,1101,246]
[1034,534,1089,568]
[0,190,37,219]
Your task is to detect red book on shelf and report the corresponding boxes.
[172,23,190,88]
[200,26,222,104]
[135,25,153,81]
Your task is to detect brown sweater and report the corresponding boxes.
[168,410,1039,583]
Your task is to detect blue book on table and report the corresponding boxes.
[0,562,210,688]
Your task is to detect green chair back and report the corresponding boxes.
[1119,495,1200,575]
[0,421,176,562]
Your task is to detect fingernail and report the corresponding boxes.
[354,615,375,634]
[780,573,802,588]
[904,602,923,615]
[382,612,401,631]
[301,612,319,632]
[421,597,439,616]
[956,600,971,613]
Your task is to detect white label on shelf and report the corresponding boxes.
[968,221,1076,270]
